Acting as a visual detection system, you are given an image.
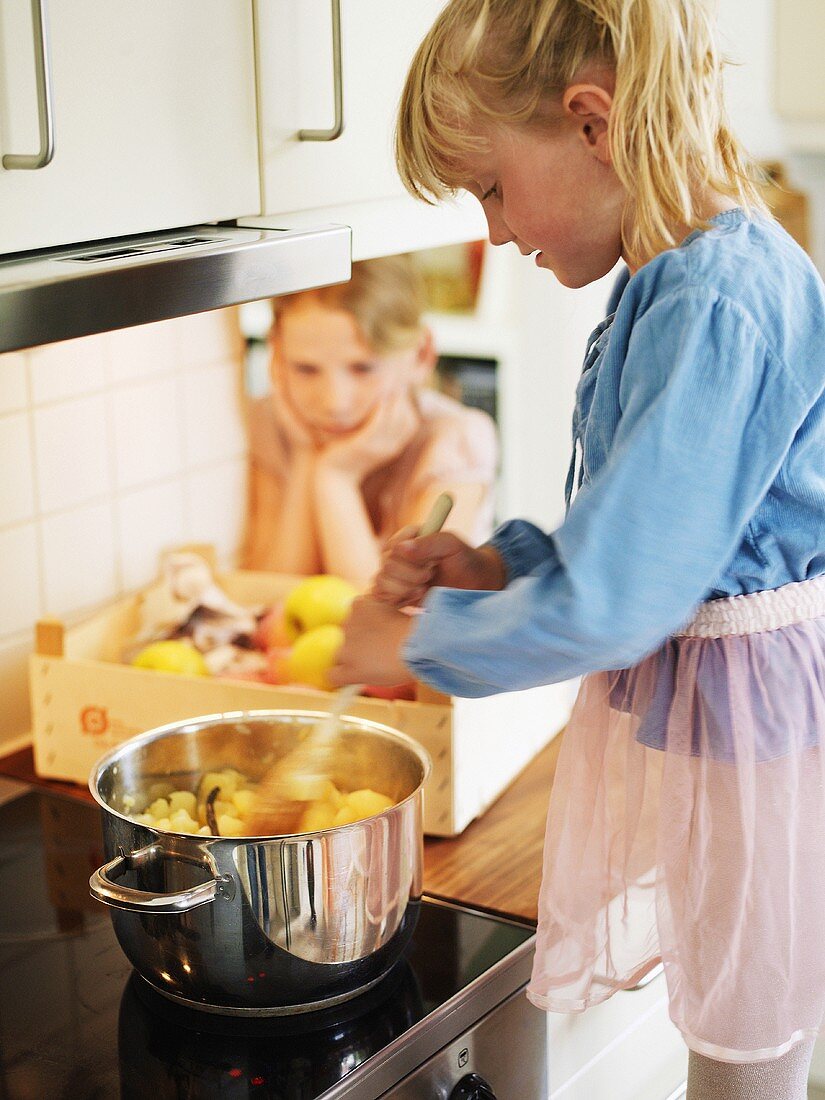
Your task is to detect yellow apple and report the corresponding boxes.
[283,575,359,641]
[131,639,209,676]
[285,624,344,690]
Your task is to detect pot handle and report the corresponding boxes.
[89,842,233,914]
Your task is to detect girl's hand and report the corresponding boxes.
[329,596,414,686]
[372,532,507,608]
[318,390,419,481]
[269,366,316,453]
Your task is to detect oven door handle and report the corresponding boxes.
[89,843,234,914]
[625,960,664,990]
[589,959,665,992]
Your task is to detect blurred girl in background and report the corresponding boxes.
[243,254,497,589]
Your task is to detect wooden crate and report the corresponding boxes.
[30,552,571,836]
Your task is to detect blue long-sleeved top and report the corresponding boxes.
[405,210,825,697]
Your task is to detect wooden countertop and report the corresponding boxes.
[424,736,561,923]
[0,735,563,925]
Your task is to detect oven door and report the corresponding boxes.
[383,987,547,1099]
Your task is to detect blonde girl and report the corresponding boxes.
[331,3,825,1097]
[242,255,497,589]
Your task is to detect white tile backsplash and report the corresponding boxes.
[0,525,42,635]
[28,333,110,404]
[108,319,183,384]
[0,414,35,526]
[0,353,28,414]
[0,307,247,750]
[181,361,247,467]
[33,395,112,513]
[41,502,119,615]
[186,458,247,566]
[111,375,184,490]
[116,480,189,590]
[174,309,242,368]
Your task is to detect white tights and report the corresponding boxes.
[686,1041,815,1100]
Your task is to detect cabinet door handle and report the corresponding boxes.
[3,0,55,169]
[298,0,344,141]
[590,960,665,992]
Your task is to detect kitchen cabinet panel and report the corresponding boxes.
[548,970,687,1099]
[0,0,259,255]
[256,0,441,211]
[253,0,484,256]
[809,1039,825,1092]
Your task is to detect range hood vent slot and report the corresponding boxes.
[64,235,225,264]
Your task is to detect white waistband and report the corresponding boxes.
[676,575,825,638]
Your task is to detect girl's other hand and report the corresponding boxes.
[269,366,316,453]
[318,389,419,481]
[329,596,414,687]
[372,531,506,608]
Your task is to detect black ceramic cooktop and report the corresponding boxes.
[0,786,533,1099]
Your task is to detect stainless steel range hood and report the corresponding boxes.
[0,222,351,353]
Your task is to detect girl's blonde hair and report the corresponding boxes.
[397,0,768,264]
[272,254,426,355]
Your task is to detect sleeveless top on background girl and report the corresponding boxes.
[403,210,825,1061]
[247,386,498,548]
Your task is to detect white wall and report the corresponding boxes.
[0,311,248,752]
[717,0,787,158]
[486,247,617,531]
[718,0,825,272]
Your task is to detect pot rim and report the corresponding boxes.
[87,707,432,841]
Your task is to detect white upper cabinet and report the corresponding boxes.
[775,0,825,150]
[0,0,260,255]
[249,0,485,259]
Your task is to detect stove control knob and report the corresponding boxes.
[449,1073,497,1099]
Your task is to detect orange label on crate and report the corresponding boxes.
[77,705,140,744]
[79,705,109,735]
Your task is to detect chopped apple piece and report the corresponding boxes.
[232,789,256,815]
[345,789,394,819]
[168,791,197,817]
[217,814,246,837]
[299,802,338,832]
[147,797,170,820]
[169,808,199,834]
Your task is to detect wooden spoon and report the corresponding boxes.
[248,491,454,835]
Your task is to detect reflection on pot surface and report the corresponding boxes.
[89,710,430,1015]
[118,962,424,1099]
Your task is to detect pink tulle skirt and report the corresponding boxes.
[527,576,825,1062]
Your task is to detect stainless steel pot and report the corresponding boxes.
[88,709,431,1016]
